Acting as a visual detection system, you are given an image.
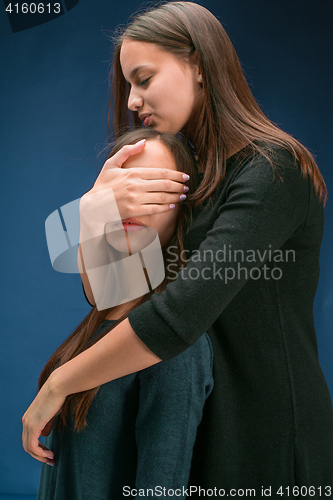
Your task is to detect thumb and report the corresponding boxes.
[107,139,147,169]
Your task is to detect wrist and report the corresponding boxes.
[79,188,121,238]
[79,193,104,236]
[47,366,71,399]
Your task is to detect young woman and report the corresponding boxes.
[23,1,333,494]
[37,128,213,499]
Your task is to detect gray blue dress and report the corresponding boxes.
[38,320,214,499]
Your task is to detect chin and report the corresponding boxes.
[106,228,157,255]
[151,121,177,135]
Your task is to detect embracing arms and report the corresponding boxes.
[22,145,314,463]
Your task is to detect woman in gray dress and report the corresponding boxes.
[37,128,213,499]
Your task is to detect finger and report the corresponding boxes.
[101,168,191,193]
[132,203,180,216]
[24,437,54,462]
[30,446,55,465]
[100,172,189,195]
[123,167,191,184]
[38,442,52,452]
[142,178,190,194]
[22,427,54,460]
[38,442,55,464]
[137,191,187,206]
[105,140,147,169]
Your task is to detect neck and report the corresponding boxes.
[193,138,250,174]
[183,125,250,163]
[103,247,145,321]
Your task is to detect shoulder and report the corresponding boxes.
[230,141,301,181]
[223,141,311,209]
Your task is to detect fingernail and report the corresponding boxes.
[136,139,146,146]
[183,185,189,193]
[183,174,190,181]
[180,194,187,201]
[47,462,55,467]
[169,204,175,209]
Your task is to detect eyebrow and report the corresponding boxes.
[129,65,148,80]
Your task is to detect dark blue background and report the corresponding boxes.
[1,0,332,497]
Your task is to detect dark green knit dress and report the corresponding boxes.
[38,322,213,499]
[127,142,333,497]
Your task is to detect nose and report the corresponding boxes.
[128,87,143,111]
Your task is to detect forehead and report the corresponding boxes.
[120,39,176,77]
[122,140,177,170]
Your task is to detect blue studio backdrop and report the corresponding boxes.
[1,0,332,497]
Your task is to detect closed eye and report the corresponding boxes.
[139,77,151,86]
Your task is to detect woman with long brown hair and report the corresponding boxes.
[37,127,213,498]
[23,1,333,493]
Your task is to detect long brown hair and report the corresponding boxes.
[38,128,198,431]
[109,0,326,205]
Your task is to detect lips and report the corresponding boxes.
[143,116,152,127]
[115,218,147,232]
[139,113,152,127]
[122,218,145,226]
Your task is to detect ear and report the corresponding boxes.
[189,51,202,84]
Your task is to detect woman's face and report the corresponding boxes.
[105,140,181,254]
[120,39,202,135]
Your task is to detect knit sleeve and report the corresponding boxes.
[128,147,312,360]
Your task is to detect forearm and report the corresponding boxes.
[52,318,162,397]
